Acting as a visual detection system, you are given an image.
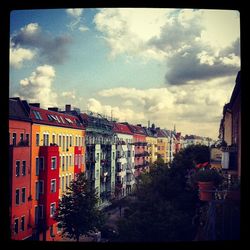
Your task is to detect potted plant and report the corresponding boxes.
[195,168,223,201]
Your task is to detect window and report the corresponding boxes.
[43,133,49,146]
[39,205,44,219]
[96,169,99,179]
[16,161,20,177]
[20,133,24,143]
[69,174,71,183]
[26,134,30,146]
[35,182,39,200]
[50,203,56,217]
[52,134,56,144]
[35,180,44,200]
[21,188,26,203]
[12,133,17,146]
[51,157,56,170]
[51,179,56,193]
[78,155,81,168]
[62,156,65,171]
[32,110,42,120]
[62,176,65,192]
[14,218,18,234]
[59,135,62,147]
[69,155,72,166]
[16,189,20,205]
[22,161,26,176]
[128,151,131,157]
[36,133,40,146]
[36,157,39,175]
[66,136,69,149]
[96,153,99,161]
[20,216,25,232]
[35,206,39,224]
[70,136,72,146]
[59,176,61,189]
[39,181,44,194]
[75,155,78,166]
[113,152,115,160]
[66,175,69,188]
[62,136,65,151]
[39,157,44,171]
[66,156,69,171]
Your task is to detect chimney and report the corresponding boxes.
[148,120,150,128]
[48,107,59,112]
[65,104,71,112]
[29,103,40,108]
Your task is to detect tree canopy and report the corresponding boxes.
[116,145,210,242]
[54,172,105,241]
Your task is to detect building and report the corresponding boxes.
[9,98,32,240]
[126,123,149,177]
[28,103,85,241]
[155,128,169,163]
[219,71,241,177]
[80,111,116,206]
[112,122,135,197]
[143,126,158,164]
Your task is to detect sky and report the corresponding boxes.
[9,8,241,140]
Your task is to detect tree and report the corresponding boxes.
[54,172,105,242]
[116,145,210,242]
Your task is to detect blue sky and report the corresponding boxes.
[9,8,240,139]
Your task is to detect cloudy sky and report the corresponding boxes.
[9,8,240,139]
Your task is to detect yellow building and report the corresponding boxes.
[29,104,85,241]
[145,136,158,164]
[156,129,169,163]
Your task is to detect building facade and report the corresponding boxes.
[9,98,32,240]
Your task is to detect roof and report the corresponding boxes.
[113,122,133,135]
[126,123,146,135]
[29,105,85,129]
[156,129,167,138]
[9,98,31,122]
[143,127,157,137]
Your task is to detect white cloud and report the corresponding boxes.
[10,45,36,68]
[87,98,145,123]
[16,65,58,108]
[97,76,236,139]
[78,25,89,32]
[20,22,40,35]
[94,9,240,84]
[94,8,173,60]
[61,91,76,99]
[66,9,83,18]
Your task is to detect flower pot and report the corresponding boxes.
[198,181,214,201]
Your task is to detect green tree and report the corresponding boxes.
[116,145,210,242]
[54,172,105,241]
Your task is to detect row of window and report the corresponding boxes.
[15,161,26,177]
[13,216,25,234]
[33,203,56,224]
[15,188,26,205]
[10,132,30,146]
[35,179,57,199]
[59,174,73,192]
[36,133,84,149]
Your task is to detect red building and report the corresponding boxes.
[38,146,60,241]
[9,98,32,240]
[126,123,149,176]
